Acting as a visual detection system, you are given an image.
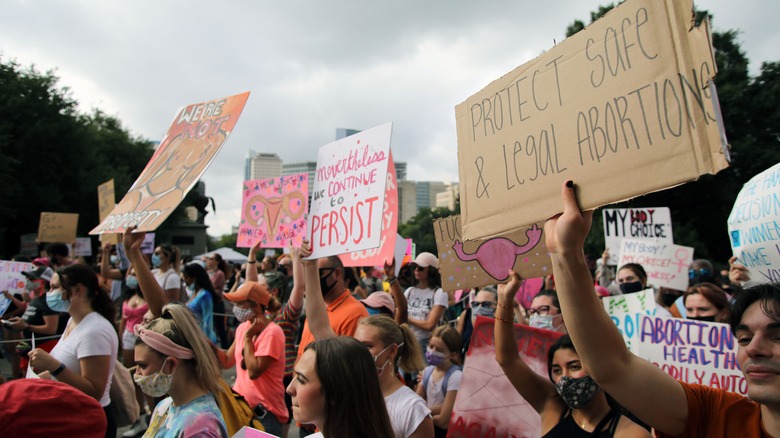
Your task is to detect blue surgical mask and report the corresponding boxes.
[46,289,71,313]
[366,307,382,316]
[125,275,138,290]
[471,305,496,324]
[530,313,560,330]
[151,254,162,268]
[110,255,118,265]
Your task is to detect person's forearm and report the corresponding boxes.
[246,258,259,282]
[52,366,104,401]
[304,262,336,340]
[494,295,520,366]
[388,279,408,323]
[128,249,166,318]
[551,250,631,382]
[288,257,305,310]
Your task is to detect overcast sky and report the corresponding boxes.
[2,0,778,237]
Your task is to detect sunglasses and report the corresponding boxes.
[413,265,426,272]
[472,301,497,309]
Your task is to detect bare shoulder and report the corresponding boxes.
[615,414,652,437]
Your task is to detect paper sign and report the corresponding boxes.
[604,288,656,353]
[38,212,78,243]
[618,238,693,290]
[237,173,308,248]
[449,316,562,437]
[434,215,549,291]
[727,162,780,284]
[603,208,673,266]
[231,425,280,438]
[90,92,250,234]
[19,234,38,257]
[307,123,392,259]
[456,0,728,241]
[340,153,398,267]
[515,277,545,310]
[635,315,746,395]
[0,296,10,317]
[393,233,407,277]
[0,260,35,295]
[72,237,93,257]
[141,233,155,254]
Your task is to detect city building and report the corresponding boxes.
[435,183,460,210]
[282,161,318,198]
[245,151,282,180]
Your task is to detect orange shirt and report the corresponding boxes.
[297,290,368,359]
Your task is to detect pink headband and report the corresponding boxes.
[134,326,194,360]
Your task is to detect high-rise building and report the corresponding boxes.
[335,128,361,140]
[282,161,318,198]
[245,151,282,180]
[398,180,418,224]
[436,183,460,210]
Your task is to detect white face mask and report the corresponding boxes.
[133,359,175,397]
[529,313,561,330]
[372,344,397,376]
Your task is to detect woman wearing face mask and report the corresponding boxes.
[213,280,287,435]
[456,287,498,357]
[496,271,649,437]
[683,283,731,323]
[135,304,227,437]
[27,264,119,438]
[181,263,218,344]
[415,325,461,438]
[299,242,432,438]
[402,253,448,365]
[152,244,182,303]
[287,336,395,438]
[616,263,673,317]
[526,289,566,332]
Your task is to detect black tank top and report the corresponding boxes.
[543,408,620,438]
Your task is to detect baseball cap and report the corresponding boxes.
[360,292,395,315]
[412,252,439,270]
[22,266,54,282]
[224,281,270,306]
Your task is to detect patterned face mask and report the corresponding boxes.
[232,306,256,323]
[134,359,175,397]
[554,375,600,409]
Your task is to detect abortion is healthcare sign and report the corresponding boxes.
[307,123,392,259]
[728,162,780,284]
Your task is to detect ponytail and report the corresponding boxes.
[58,264,116,328]
[359,316,425,373]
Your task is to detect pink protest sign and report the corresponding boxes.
[449,316,562,437]
[237,174,308,248]
[340,152,398,267]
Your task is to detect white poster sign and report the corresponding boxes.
[603,208,673,266]
[618,239,694,291]
[603,288,656,353]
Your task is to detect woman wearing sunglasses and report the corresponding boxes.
[402,253,448,363]
[456,286,498,357]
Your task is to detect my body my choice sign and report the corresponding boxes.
[456,0,728,241]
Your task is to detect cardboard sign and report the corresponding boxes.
[307,123,392,259]
[728,162,780,284]
[19,234,38,257]
[90,92,250,234]
[603,207,673,266]
[449,316,562,437]
[38,212,78,243]
[97,179,119,245]
[635,315,746,395]
[456,0,728,241]
[434,215,549,291]
[603,288,657,353]
[0,260,35,295]
[618,238,693,290]
[340,153,398,267]
[237,173,309,248]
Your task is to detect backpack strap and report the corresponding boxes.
[441,364,461,394]
[422,366,434,395]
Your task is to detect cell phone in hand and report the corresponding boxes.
[1,320,13,326]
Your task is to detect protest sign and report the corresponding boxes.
[0,260,35,295]
[515,277,545,310]
[603,288,656,353]
[392,234,407,277]
[727,162,780,284]
[449,316,562,437]
[434,215,549,291]
[635,315,746,395]
[237,173,308,248]
[456,0,728,241]
[38,212,78,243]
[231,426,279,438]
[618,238,694,290]
[72,237,93,257]
[90,92,250,235]
[19,234,38,257]
[307,123,392,259]
[140,233,155,254]
[97,179,119,245]
[340,154,398,267]
[603,207,673,266]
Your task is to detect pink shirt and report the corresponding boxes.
[232,321,288,423]
[122,301,149,334]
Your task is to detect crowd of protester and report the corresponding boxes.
[0,185,772,437]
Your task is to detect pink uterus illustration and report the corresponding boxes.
[452,225,543,281]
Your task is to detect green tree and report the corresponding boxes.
[399,206,459,256]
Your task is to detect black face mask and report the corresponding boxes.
[688,315,716,323]
[319,270,336,296]
[660,293,679,308]
[619,281,644,294]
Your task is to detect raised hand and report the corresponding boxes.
[543,181,593,256]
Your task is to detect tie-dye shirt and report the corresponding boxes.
[144,393,227,438]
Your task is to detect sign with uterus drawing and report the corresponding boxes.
[237,173,309,248]
[434,215,550,291]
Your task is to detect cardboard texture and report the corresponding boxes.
[434,215,549,291]
[603,207,673,265]
[38,212,78,243]
[456,0,728,240]
[90,92,250,234]
[237,173,309,248]
[618,238,694,291]
[449,316,562,437]
[307,123,392,259]
[728,162,780,284]
[97,179,119,245]
[340,153,398,267]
